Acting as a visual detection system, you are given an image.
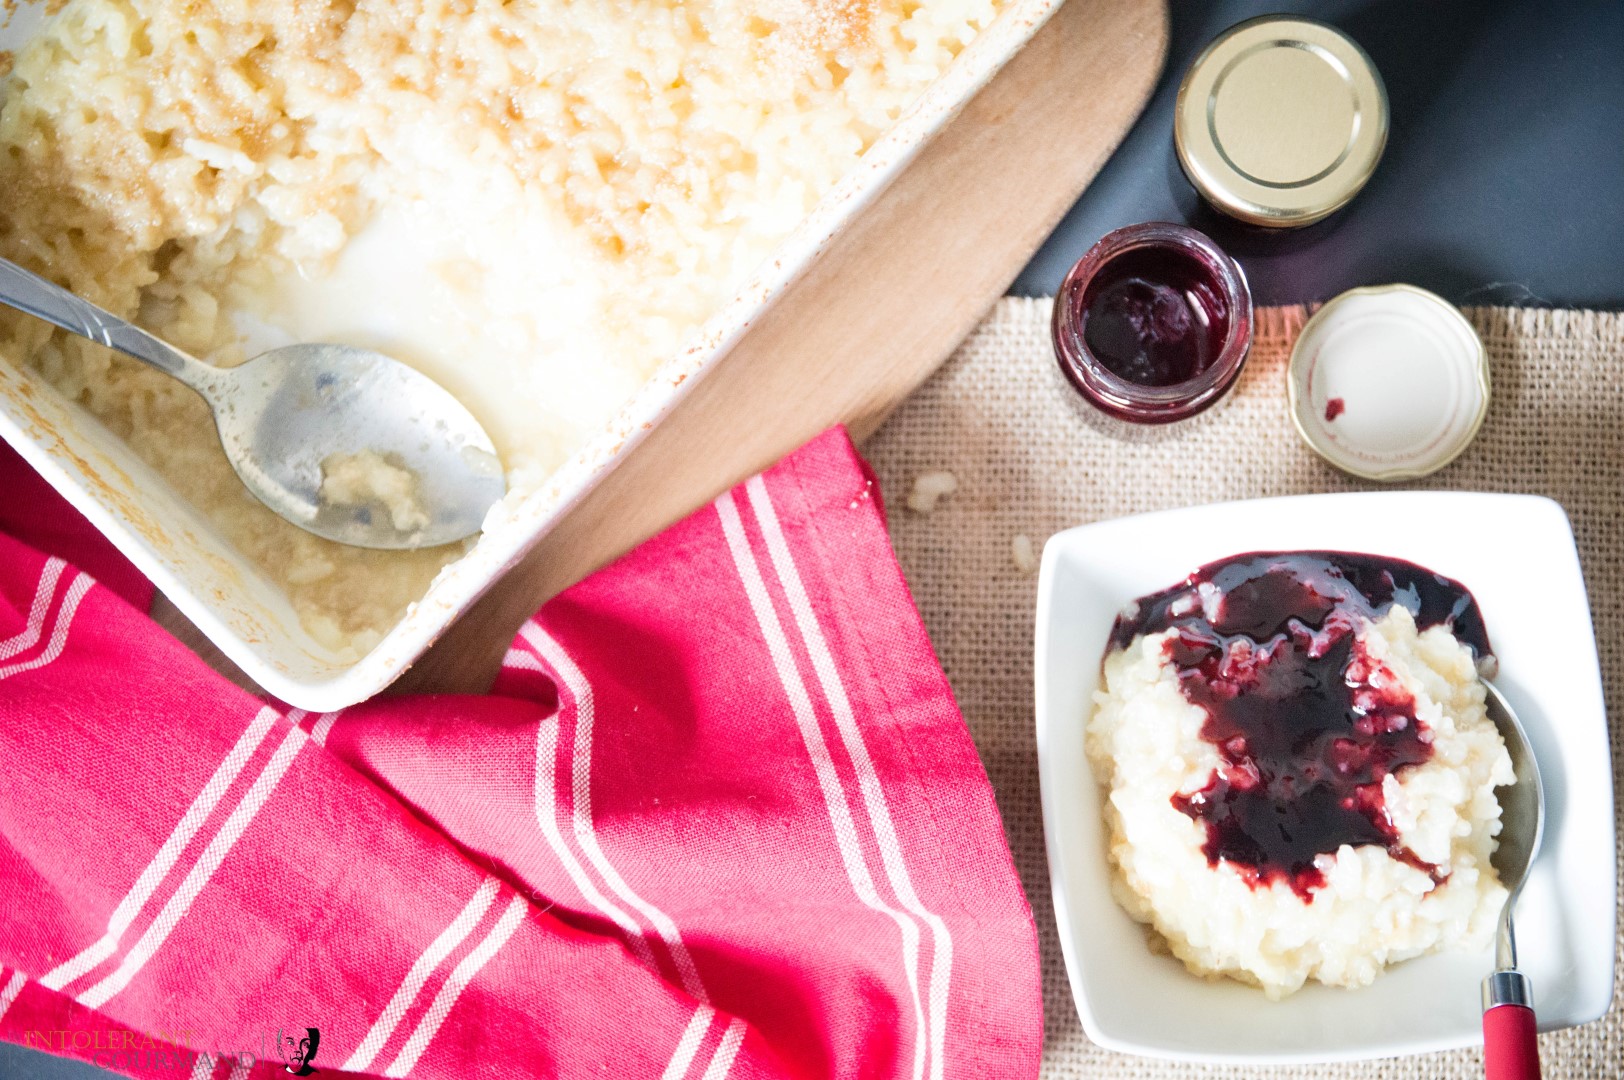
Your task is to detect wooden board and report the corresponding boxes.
[153,0,1169,696]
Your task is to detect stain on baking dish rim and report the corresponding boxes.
[1288,284,1490,482]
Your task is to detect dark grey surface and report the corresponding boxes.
[1013,0,1624,309]
[3,3,1622,1079]
[0,1048,97,1080]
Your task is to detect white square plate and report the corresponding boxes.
[1034,492,1616,1063]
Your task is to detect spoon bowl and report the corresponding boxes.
[211,344,504,549]
[1484,680,1547,965]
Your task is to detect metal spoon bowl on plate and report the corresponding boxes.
[0,255,505,550]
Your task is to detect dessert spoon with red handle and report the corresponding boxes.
[1481,680,1545,1080]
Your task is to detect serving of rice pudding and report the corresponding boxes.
[1086,552,1514,999]
[0,0,1001,654]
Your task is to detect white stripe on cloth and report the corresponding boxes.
[188,1052,219,1080]
[658,1005,716,1080]
[0,969,26,1023]
[714,490,929,1080]
[0,556,63,661]
[518,643,660,971]
[520,623,714,1003]
[308,711,343,747]
[76,724,309,1009]
[382,893,528,1078]
[341,877,502,1072]
[502,647,545,672]
[0,571,91,682]
[746,476,956,1080]
[699,1019,748,1080]
[40,706,282,992]
[520,622,740,1080]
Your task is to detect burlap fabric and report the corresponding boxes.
[864,300,1624,1078]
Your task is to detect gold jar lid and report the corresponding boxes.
[1175,16,1388,228]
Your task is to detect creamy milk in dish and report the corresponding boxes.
[0,0,1003,655]
[1086,552,1514,999]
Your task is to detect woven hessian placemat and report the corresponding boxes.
[863,300,1624,1078]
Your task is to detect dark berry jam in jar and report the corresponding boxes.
[1052,222,1253,423]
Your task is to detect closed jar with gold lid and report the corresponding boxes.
[1175,16,1389,228]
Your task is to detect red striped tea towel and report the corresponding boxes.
[0,428,1041,1080]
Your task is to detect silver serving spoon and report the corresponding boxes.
[1481,680,1546,1080]
[0,256,505,549]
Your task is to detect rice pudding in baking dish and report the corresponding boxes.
[0,0,1002,654]
[1085,552,1514,999]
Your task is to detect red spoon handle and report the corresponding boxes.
[1483,1003,1541,1080]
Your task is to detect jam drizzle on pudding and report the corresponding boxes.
[1109,552,1492,902]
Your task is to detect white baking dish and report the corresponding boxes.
[0,0,1064,710]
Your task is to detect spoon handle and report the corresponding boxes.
[1483,1004,1540,1079]
[1483,970,1541,1080]
[0,256,219,394]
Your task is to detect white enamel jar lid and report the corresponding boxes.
[1288,285,1490,481]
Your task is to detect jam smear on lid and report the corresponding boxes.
[1109,551,1491,901]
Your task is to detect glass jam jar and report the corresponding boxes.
[1051,222,1253,424]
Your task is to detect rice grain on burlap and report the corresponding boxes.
[863,299,1624,1078]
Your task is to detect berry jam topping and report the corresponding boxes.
[1109,552,1492,902]
[1325,397,1346,421]
[1078,246,1230,387]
